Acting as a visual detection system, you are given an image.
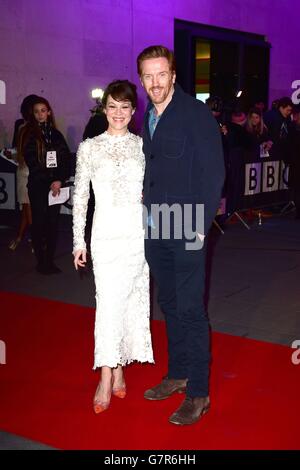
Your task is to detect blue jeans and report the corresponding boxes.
[145,237,210,397]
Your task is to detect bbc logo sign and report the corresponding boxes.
[245,160,289,196]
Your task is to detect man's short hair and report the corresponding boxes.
[206,96,223,113]
[137,45,176,76]
[278,97,293,109]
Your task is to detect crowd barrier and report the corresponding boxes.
[0,143,291,217]
[0,152,76,215]
[223,142,290,215]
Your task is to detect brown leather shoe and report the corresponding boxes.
[144,377,187,400]
[169,396,210,425]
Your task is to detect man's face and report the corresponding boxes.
[279,105,292,119]
[255,102,265,113]
[140,57,175,107]
[231,112,246,126]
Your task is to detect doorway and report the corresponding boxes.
[174,19,270,111]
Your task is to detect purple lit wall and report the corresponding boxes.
[0,0,299,149]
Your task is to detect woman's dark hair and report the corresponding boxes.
[20,94,39,121]
[30,96,56,127]
[102,80,137,109]
[19,96,56,163]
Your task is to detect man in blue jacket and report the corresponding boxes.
[137,45,224,425]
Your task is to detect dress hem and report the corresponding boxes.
[92,357,155,370]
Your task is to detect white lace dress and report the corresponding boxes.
[73,131,154,368]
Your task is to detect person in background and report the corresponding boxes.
[23,97,71,274]
[245,107,273,154]
[270,99,279,110]
[83,102,108,140]
[242,108,274,220]
[206,96,228,136]
[253,100,266,115]
[6,94,38,250]
[226,108,249,150]
[206,96,229,222]
[264,97,293,163]
[11,94,39,148]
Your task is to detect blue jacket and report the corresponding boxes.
[142,84,225,235]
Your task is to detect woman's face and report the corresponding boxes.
[104,95,134,135]
[250,113,261,127]
[33,103,51,123]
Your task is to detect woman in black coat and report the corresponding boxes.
[245,107,273,155]
[23,97,71,273]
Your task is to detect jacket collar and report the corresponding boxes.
[145,82,183,115]
[144,83,184,140]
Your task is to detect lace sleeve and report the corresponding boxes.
[138,136,145,174]
[72,140,91,253]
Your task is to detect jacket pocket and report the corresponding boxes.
[162,137,186,159]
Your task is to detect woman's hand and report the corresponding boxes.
[220,124,228,136]
[50,180,62,196]
[266,140,273,150]
[262,141,273,152]
[3,148,12,158]
[73,249,87,270]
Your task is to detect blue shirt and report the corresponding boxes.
[147,106,160,228]
[148,106,161,139]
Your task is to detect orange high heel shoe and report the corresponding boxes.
[93,383,112,414]
[112,385,126,399]
[93,400,110,414]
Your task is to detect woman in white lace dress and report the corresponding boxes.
[73,80,153,414]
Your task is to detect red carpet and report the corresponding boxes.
[0,291,299,450]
